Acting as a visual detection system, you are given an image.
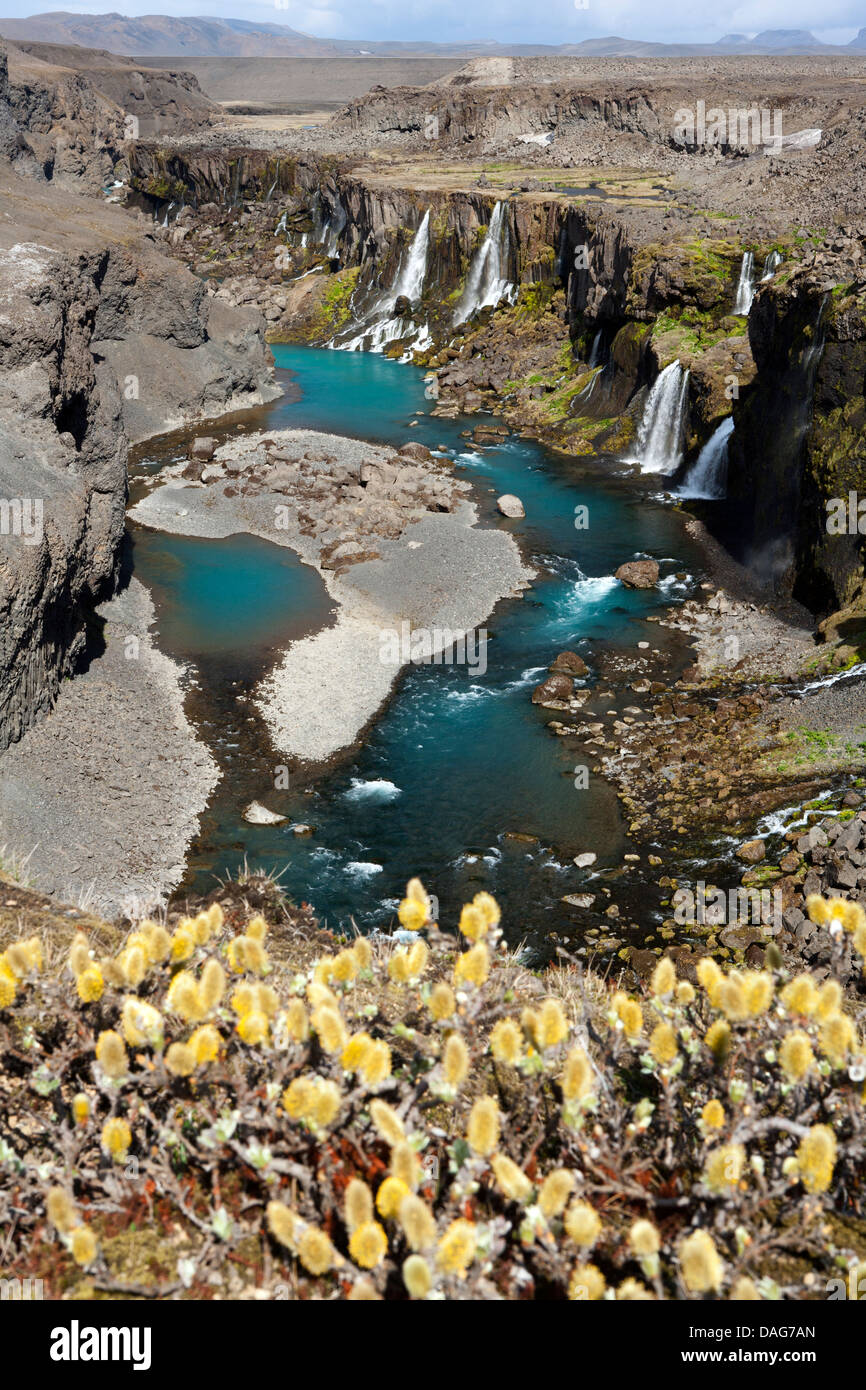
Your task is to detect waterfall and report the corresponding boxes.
[588,330,604,367]
[634,361,690,474]
[453,203,517,326]
[733,251,756,314]
[678,417,734,499]
[330,210,431,356]
[266,160,281,201]
[274,211,287,236]
[761,250,782,282]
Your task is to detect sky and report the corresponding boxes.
[0,0,861,47]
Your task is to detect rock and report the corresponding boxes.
[531,673,573,706]
[243,801,287,825]
[190,436,216,462]
[392,295,412,317]
[720,924,765,952]
[615,559,659,589]
[574,852,597,869]
[562,893,595,909]
[736,838,767,864]
[182,458,205,481]
[497,494,525,518]
[290,823,315,837]
[549,650,588,677]
[398,442,433,463]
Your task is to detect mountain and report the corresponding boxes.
[0,13,860,59]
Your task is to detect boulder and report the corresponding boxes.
[736,838,767,864]
[616,559,659,589]
[190,436,216,462]
[574,852,597,869]
[531,673,573,706]
[497,494,525,518]
[243,801,287,826]
[550,650,588,677]
[398,441,433,463]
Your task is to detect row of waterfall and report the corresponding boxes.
[677,416,734,499]
[733,248,783,315]
[634,360,691,474]
[452,202,517,326]
[329,210,432,357]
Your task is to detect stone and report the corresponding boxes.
[243,801,287,825]
[290,823,315,836]
[398,441,433,463]
[549,650,588,677]
[562,893,596,909]
[190,436,216,462]
[531,673,573,706]
[574,852,597,868]
[615,559,659,589]
[736,838,767,864]
[497,494,525,518]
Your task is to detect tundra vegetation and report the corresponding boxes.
[0,879,864,1300]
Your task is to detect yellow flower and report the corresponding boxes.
[72,1093,90,1126]
[697,956,723,1005]
[539,1169,574,1220]
[703,1144,747,1193]
[406,939,429,978]
[679,1229,723,1293]
[805,893,830,925]
[701,1099,726,1130]
[369,1099,405,1145]
[311,1080,341,1128]
[76,964,104,1003]
[458,904,487,942]
[568,1263,606,1300]
[142,923,172,963]
[854,921,866,959]
[230,982,256,1018]
[617,1278,654,1300]
[399,1195,436,1251]
[472,891,501,930]
[345,1178,374,1232]
[397,898,427,932]
[353,937,373,971]
[781,974,818,1017]
[101,1117,132,1164]
[816,980,842,1021]
[466,1096,499,1157]
[69,1226,98,1268]
[796,1124,837,1194]
[536,998,569,1049]
[628,1219,660,1257]
[403,1254,432,1298]
[0,964,17,1009]
[390,1141,421,1191]
[236,1009,268,1045]
[170,928,195,963]
[442,1033,470,1090]
[166,971,205,1024]
[561,1046,594,1101]
[359,1039,392,1087]
[436,1219,476,1277]
[743,970,774,1016]
[95,1030,128,1081]
[428,982,455,1021]
[649,1022,678,1066]
[228,935,268,976]
[312,1005,348,1055]
[565,1200,602,1248]
[246,914,268,944]
[189,1024,221,1065]
[199,958,226,1012]
[388,949,411,985]
[650,957,676,996]
[347,1278,380,1300]
[612,992,643,1038]
[676,980,696,1006]
[705,1019,731,1062]
[779,1030,815,1083]
[490,1153,532,1203]
[349,1221,388,1270]
[47,1187,77,1234]
[341,1032,373,1073]
[454,943,490,988]
[376,1176,410,1220]
[68,933,91,977]
[730,1276,761,1300]
[165,1042,196,1077]
[297,1227,333,1276]
[718,973,748,1022]
[283,1077,314,1120]
[333,948,358,984]
[121,997,163,1048]
[285,998,308,1042]
[119,946,147,988]
[489,1018,523,1065]
[267,1201,301,1250]
[819,1013,857,1068]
